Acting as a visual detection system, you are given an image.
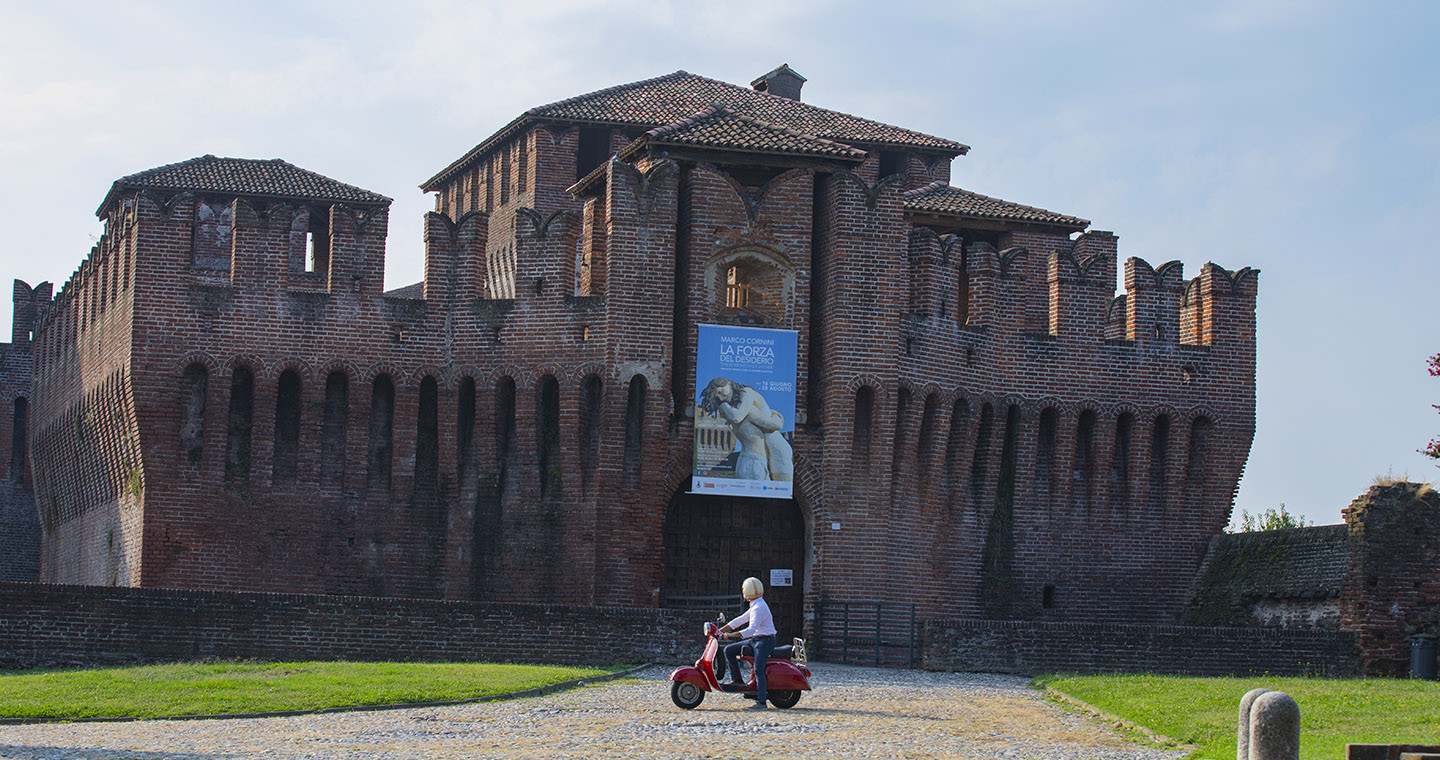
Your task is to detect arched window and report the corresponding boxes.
[852,386,875,471]
[1185,416,1213,506]
[943,397,970,504]
[457,376,477,483]
[970,403,995,509]
[579,375,603,492]
[321,371,348,489]
[623,375,647,483]
[272,370,302,484]
[495,376,516,497]
[917,393,940,476]
[1034,408,1058,502]
[179,365,207,466]
[1073,410,1097,509]
[415,376,439,497]
[225,366,254,491]
[1111,413,1135,508]
[1150,414,1171,510]
[537,375,560,499]
[367,375,395,489]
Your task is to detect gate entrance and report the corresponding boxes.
[661,485,806,639]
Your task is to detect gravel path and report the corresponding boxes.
[0,664,1187,759]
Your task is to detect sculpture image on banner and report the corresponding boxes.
[692,324,797,499]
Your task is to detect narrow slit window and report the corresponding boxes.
[367,375,395,489]
[272,370,301,485]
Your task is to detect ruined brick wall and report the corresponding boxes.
[0,280,48,582]
[1340,482,1440,676]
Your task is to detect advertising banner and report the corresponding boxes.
[692,324,797,499]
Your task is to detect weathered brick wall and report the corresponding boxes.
[22,81,1260,634]
[921,620,1357,676]
[0,280,46,583]
[1340,483,1440,676]
[0,581,696,670]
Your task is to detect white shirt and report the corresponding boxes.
[727,596,777,638]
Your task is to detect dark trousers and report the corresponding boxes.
[723,634,776,703]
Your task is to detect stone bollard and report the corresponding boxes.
[1249,691,1300,760]
[1237,688,1271,760]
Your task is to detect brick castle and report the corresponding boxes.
[3,66,1258,636]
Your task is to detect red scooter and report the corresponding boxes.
[668,617,812,709]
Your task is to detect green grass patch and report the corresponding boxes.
[1037,673,1440,760]
[0,661,625,721]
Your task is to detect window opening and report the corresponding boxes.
[623,375,647,484]
[726,265,751,309]
[1150,415,1171,510]
[576,127,610,180]
[1035,408,1057,501]
[537,375,560,499]
[1111,413,1134,507]
[367,375,395,489]
[579,375,603,493]
[415,376,439,497]
[321,371,348,489]
[458,377,476,484]
[225,367,255,492]
[179,366,207,466]
[1073,410,1096,509]
[272,370,301,485]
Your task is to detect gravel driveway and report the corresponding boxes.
[0,664,1186,759]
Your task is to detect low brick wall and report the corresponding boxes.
[921,620,1358,676]
[0,582,697,670]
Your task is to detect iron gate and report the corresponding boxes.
[814,600,916,667]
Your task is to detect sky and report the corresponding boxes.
[0,0,1435,526]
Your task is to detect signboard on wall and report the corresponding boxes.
[692,324,797,499]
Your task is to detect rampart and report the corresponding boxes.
[0,581,1357,677]
[21,69,1259,633]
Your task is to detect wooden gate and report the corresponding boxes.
[661,487,806,639]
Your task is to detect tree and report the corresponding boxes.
[1231,504,1312,532]
[1424,353,1440,463]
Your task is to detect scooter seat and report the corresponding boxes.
[769,645,793,660]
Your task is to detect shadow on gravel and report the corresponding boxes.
[0,745,237,760]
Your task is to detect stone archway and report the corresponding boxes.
[661,481,807,639]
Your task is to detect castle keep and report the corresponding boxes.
[12,66,1258,636]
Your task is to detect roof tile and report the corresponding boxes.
[904,181,1089,230]
[641,105,868,159]
[102,155,390,216]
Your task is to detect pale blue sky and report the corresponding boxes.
[1,0,1434,525]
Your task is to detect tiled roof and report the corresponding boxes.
[1183,524,1350,626]
[424,70,966,190]
[100,155,390,216]
[904,181,1089,230]
[640,105,868,159]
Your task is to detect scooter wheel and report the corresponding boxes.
[768,690,801,709]
[671,681,705,710]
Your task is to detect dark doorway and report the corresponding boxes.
[662,485,806,640]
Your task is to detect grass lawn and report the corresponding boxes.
[1038,673,1440,760]
[0,661,626,721]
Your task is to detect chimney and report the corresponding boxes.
[751,64,806,101]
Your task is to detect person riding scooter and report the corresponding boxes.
[718,576,776,710]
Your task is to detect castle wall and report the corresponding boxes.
[25,114,1258,628]
[0,281,43,582]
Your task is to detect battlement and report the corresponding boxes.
[904,226,1258,354]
